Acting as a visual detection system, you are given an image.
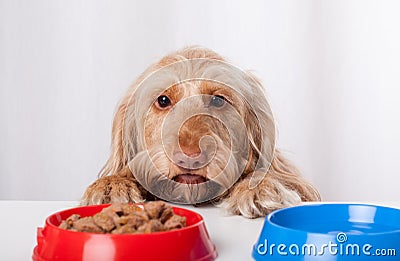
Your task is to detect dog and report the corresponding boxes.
[82,46,320,218]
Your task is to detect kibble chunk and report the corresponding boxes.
[159,206,174,223]
[164,215,187,230]
[122,204,142,215]
[112,224,137,234]
[72,217,103,233]
[144,201,166,219]
[93,212,115,232]
[137,219,164,233]
[118,212,148,228]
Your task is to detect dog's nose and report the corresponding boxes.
[172,151,208,169]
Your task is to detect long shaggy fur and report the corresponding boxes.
[82,46,320,218]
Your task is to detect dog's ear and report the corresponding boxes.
[98,60,165,178]
[241,74,275,186]
[269,150,321,201]
[99,94,137,178]
[242,75,320,201]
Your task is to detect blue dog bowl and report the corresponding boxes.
[252,204,400,260]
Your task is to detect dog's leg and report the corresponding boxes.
[220,153,320,218]
[219,176,302,218]
[81,167,144,205]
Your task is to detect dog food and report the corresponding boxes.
[59,201,186,234]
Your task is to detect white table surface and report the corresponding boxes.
[1,201,399,261]
[0,200,265,261]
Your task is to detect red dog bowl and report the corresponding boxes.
[33,204,217,261]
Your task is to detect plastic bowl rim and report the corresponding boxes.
[265,202,400,236]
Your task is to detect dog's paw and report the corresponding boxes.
[219,178,302,218]
[81,176,144,205]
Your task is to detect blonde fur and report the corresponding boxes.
[82,46,320,218]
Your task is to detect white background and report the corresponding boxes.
[1,0,399,202]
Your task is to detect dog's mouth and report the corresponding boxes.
[172,174,208,184]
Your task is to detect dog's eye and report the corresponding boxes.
[210,95,226,108]
[156,95,171,109]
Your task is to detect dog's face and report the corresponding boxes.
[111,49,276,204]
[84,47,321,216]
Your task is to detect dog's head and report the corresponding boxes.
[101,47,276,204]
